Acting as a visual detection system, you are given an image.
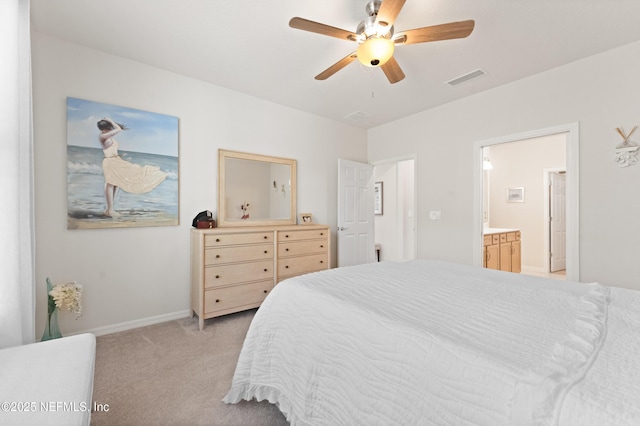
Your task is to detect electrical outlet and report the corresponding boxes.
[429,211,441,220]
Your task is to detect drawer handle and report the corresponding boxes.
[216,254,220,259]
[285,234,289,238]
[320,245,324,248]
[216,238,220,242]
[320,260,324,264]
[320,232,324,236]
[215,299,220,303]
[264,250,268,254]
[263,290,268,294]
[285,248,289,251]
[264,235,268,239]
[264,268,268,272]
[215,275,220,279]
[285,265,289,269]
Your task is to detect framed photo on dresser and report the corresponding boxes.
[300,213,313,225]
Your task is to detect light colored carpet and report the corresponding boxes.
[90,310,289,426]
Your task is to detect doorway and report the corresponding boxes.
[473,123,580,282]
[372,156,417,262]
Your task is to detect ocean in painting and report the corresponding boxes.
[67,145,179,229]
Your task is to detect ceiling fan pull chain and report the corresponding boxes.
[369,71,375,99]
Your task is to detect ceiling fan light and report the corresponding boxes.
[357,37,394,67]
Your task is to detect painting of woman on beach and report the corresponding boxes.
[67,97,179,229]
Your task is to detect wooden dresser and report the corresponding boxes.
[190,224,330,330]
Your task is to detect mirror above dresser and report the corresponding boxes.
[218,149,297,227]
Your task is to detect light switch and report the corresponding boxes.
[429,211,441,220]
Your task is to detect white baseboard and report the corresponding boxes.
[68,309,192,337]
[521,265,545,274]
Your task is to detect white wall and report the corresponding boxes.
[398,159,416,260]
[368,39,640,291]
[31,32,367,335]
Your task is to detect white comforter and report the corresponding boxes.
[224,260,640,425]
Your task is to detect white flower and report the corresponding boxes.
[49,282,83,319]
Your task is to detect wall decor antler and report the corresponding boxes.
[614,125,639,167]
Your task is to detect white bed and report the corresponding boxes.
[224,260,640,425]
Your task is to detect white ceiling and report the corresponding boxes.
[30,0,640,129]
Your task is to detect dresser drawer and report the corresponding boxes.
[278,253,328,277]
[279,239,328,257]
[204,280,272,315]
[205,232,273,247]
[204,260,273,288]
[277,228,328,242]
[205,244,272,265]
[191,225,330,331]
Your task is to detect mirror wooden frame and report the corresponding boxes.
[218,149,297,227]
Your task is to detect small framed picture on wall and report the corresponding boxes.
[506,187,525,203]
[374,181,383,215]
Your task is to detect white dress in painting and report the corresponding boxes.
[102,142,167,194]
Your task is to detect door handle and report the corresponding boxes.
[338,226,349,231]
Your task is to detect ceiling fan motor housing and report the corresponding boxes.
[356,1,395,67]
[357,0,394,41]
[357,16,394,40]
[366,0,382,16]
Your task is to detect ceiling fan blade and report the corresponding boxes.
[289,17,358,41]
[394,20,475,45]
[315,52,358,80]
[381,57,405,84]
[375,0,406,30]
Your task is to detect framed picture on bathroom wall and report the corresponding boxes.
[66,97,179,229]
[506,187,525,203]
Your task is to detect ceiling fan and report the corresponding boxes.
[289,0,475,84]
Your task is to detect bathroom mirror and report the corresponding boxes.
[218,149,297,227]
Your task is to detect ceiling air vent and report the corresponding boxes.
[344,111,373,121]
[446,69,486,86]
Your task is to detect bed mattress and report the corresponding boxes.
[224,260,640,425]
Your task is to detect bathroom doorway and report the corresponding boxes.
[474,123,579,281]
